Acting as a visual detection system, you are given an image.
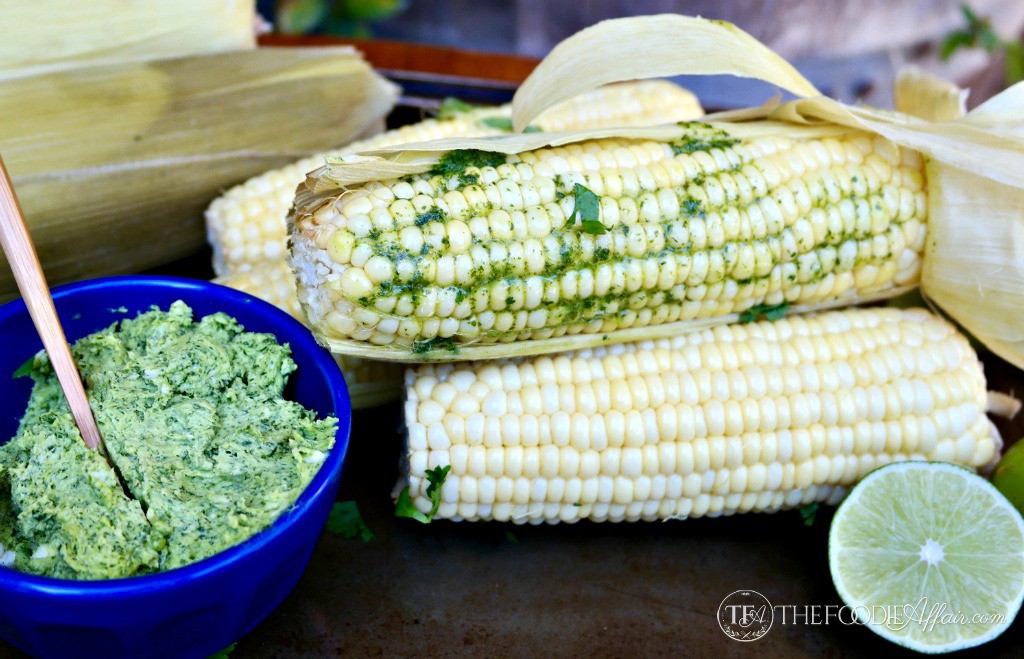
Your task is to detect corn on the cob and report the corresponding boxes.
[215,261,304,318]
[292,124,926,360]
[213,83,703,408]
[401,307,999,524]
[332,351,404,410]
[212,263,403,409]
[206,80,702,276]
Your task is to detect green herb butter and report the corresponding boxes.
[0,301,337,580]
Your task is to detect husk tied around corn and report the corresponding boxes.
[290,15,1024,371]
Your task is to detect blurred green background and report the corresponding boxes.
[269,0,409,37]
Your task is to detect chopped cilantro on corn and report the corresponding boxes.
[292,124,925,358]
[206,80,702,277]
[209,80,703,407]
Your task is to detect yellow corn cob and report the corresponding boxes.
[401,307,999,524]
[213,263,403,409]
[292,125,926,360]
[215,261,303,318]
[212,83,702,408]
[206,80,702,276]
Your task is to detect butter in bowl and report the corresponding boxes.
[0,275,351,659]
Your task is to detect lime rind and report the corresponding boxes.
[993,440,1024,514]
[829,461,1024,654]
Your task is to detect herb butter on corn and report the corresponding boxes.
[213,80,704,407]
[291,14,1024,369]
[0,301,336,579]
[292,124,926,360]
[207,80,703,278]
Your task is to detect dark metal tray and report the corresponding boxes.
[236,351,1024,657]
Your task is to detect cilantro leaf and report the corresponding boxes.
[326,500,376,542]
[12,355,34,379]
[939,29,974,60]
[799,503,819,527]
[479,116,543,133]
[395,465,452,524]
[395,486,430,524]
[571,183,604,234]
[428,149,507,177]
[425,465,451,517]
[207,643,236,659]
[436,97,477,119]
[739,302,789,324]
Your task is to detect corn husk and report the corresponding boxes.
[297,15,1024,369]
[333,354,406,410]
[0,47,398,302]
[892,67,967,123]
[0,0,257,81]
[289,287,917,363]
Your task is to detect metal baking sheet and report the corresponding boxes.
[230,352,1024,657]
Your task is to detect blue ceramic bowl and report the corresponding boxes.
[0,276,352,659]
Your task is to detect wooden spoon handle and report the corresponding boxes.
[0,156,103,450]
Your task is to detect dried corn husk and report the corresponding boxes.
[0,1,257,81]
[892,67,967,123]
[0,47,398,302]
[297,15,1024,369]
[333,354,406,410]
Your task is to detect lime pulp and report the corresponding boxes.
[829,461,1024,653]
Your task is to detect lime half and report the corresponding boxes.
[829,462,1024,653]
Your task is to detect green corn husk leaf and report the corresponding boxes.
[1,47,398,303]
[297,14,1024,367]
[0,0,257,81]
